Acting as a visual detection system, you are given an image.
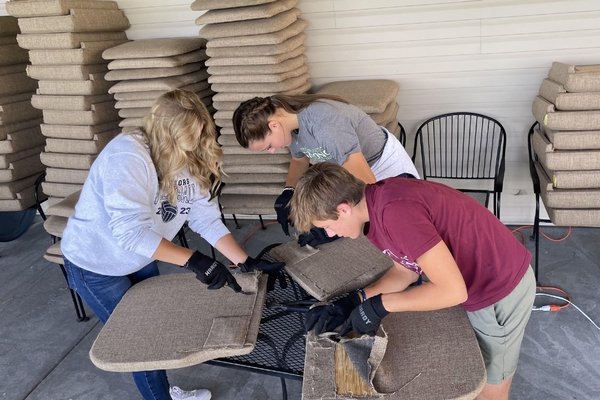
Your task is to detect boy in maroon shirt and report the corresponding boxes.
[291,162,535,400]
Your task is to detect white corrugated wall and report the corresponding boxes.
[2,0,600,224]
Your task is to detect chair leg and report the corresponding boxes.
[496,192,501,220]
[177,227,189,249]
[58,264,89,322]
[232,214,241,229]
[280,377,288,400]
[532,193,541,284]
[258,215,266,230]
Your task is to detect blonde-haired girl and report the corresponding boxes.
[61,89,284,400]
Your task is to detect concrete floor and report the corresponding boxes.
[1,216,599,400]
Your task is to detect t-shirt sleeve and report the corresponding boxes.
[102,152,164,258]
[382,200,443,264]
[311,114,361,165]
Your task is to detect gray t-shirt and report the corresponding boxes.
[290,100,386,166]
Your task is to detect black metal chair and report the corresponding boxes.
[398,121,406,147]
[412,112,507,218]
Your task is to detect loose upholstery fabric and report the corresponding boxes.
[270,235,393,301]
[90,272,268,372]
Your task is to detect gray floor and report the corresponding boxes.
[1,216,599,400]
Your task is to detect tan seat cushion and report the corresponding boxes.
[197,0,296,25]
[0,154,45,183]
[535,161,600,208]
[0,185,43,211]
[532,96,600,131]
[0,64,27,76]
[218,193,278,215]
[221,172,287,184]
[118,107,150,119]
[0,44,30,67]
[40,152,97,169]
[0,16,20,37]
[43,214,69,237]
[42,101,119,126]
[107,49,208,70]
[41,120,121,139]
[46,168,89,185]
[0,100,43,125]
[0,72,39,97]
[42,181,83,198]
[46,189,80,217]
[316,80,400,114]
[199,8,301,39]
[532,128,600,170]
[545,127,600,150]
[6,0,119,18]
[212,80,311,102]
[220,182,283,196]
[206,33,305,58]
[17,32,127,50]
[29,40,129,65]
[0,174,39,200]
[0,126,45,154]
[211,73,309,93]
[27,63,108,81]
[539,78,600,111]
[206,44,305,67]
[369,101,398,126]
[45,129,119,154]
[119,117,143,128]
[270,235,392,301]
[544,206,600,227]
[208,54,306,76]
[89,272,268,372]
[303,306,486,399]
[32,93,114,111]
[207,19,307,48]
[38,73,114,96]
[209,65,308,85]
[191,0,275,11]
[548,62,600,93]
[17,9,130,34]
[108,70,209,94]
[105,63,204,81]
[0,145,45,169]
[102,38,207,60]
[0,119,43,142]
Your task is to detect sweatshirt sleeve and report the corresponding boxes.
[186,191,231,246]
[102,152,164,258]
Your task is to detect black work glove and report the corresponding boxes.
[274,187,294,236]
[238,256,287,292]
[184,250,242,292]
[305,292,361,334]
[298,227,340,248]
[338,294,389,337]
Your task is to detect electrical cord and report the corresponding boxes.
[533,293,600,332]
[511,225,571,245]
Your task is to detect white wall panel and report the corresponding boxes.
[1,0,598,225]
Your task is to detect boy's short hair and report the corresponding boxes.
[290,162,366,233]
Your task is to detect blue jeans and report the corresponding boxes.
[63,257,172,400]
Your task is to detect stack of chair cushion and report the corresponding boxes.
[6,0,130,207]
[316,80,402,139]
[42,189,80,265]
[190,0,311,217]
[531,61,600,226]
[102,38,213,131]
[0,15,45,211]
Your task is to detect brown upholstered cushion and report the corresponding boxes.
[27,63,108,81]
[221,172,287,184]
[0,37,17,45]
[545,127,600,150]
[551,170,600,189]
[45,129,118,154]
[107,49,208,70]
[532,96,600,131]
[29,40,129,65]
[40,152,97,169]
[6,0,119,18]
[206,32,305,58]
[191,0,275,11]
[42,181,83,198]
[211,73,309,93]
[44,242,63,264]
[224,153,290,165]
[46,168,89,185]
[108,70,209,94]
[0,126,45,154]
[89,272,267,372]
[219,127,235,135]
[119,117,143,128]
[0,44,29,67]
[38,73,114,95]
[207,18,307,48]
[270,235,392,301]
[316,80,400,114]
[539,78,600,111]
[369,101,398,126]
[213,101,241,111]
[43,214,69,237]
[0,72,38,96]
[102,38,207,60]
[218,193,278,215]
[199,8,301,39]
[220,144,287,155]
[40,120,120,139]
[17,32,127,50]
[548,62,600,93]
[0,186,42,211]
[209,65,308,85]
[535,161,600,208]
[0,119,43,141]
[303,307,486,399]
[0,174,39,200]
[42,101,119,125]
[0,64,27,77]
[17,9,130,34]
[207,54,306,76]
[212,80,311,102]
[0,154,45,183]
[532,128,600,171]
[0,145,44,169]
[45,189,80,217]
[105,63,204,81]
[0,16,20,37]
[206,44,305,66]
[0,100,43,125]
[196,0,297,25]
[32,93,113,111]
[544,206,600,227]
[220,182,283,196]
[118,107,150,118]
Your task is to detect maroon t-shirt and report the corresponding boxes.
[365,178,531,312]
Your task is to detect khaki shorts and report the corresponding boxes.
[466,266,536,384]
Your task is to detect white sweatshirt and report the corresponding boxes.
[61,132,230,276]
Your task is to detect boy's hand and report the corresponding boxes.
[238,256,287,291]
[338,294,389,336]
[184,250,242,292]
[305,292,361,334]
[274,187,294,235]
[298,227,340,248]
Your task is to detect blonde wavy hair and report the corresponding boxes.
[136,89,222,205]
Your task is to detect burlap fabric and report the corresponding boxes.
[196,0,296,25]
[90,272,268,372]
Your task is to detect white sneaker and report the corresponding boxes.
[170,385,212,400]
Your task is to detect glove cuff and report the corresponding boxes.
[237,256,254,273]
[282,186,295,193]
[183,250,208,269]
[370,294,390,319]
